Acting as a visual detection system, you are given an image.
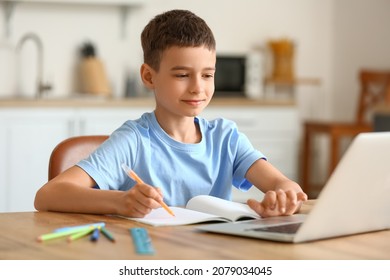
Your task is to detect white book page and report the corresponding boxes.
[127,207,229,227]
[186,195,260,221]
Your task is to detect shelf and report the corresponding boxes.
[1,0,144,6]
[1,0,145,39]
[0,97,296,108]
[263,77,321,100]
[265,77,321,86]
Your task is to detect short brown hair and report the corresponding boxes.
[141,9,216,70]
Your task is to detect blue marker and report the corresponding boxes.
[90,227,100,242]
[53,222,105,233]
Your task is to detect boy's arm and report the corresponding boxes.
[245,159,307,218]
[34,166,163,217]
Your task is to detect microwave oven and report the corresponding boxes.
[214,53,263,99]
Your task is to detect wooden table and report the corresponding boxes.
[1,201,389,260]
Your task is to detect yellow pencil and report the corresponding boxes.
[121,163,175,217]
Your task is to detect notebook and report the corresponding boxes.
[197,132,390,243]
[125,195,260,227]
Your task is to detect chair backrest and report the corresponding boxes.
[357,69,390,124]
[48,135,108,180]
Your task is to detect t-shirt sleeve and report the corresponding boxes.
[76,122,139,190]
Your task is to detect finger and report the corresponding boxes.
[137,183,163,202]
[295,192,308,213]
[297,191,308,202]
[276,189,287,214]
[249,192,279,218]
[284,190,298,215]
[129,190,156,211]
[122,190,153,217]
[132,184,162,210]
[262,191,277,210]
[130,204,153,217]
[247,199,264,216]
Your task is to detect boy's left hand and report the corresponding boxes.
[247,189,308,218]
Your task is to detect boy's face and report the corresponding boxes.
[149,46,216,118]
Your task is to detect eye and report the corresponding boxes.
[203,73,214,79]
[175,73,189,78]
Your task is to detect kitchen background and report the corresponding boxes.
[0,0,390,211]
[0,0,388,119]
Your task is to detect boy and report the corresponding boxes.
[34,9,307,218]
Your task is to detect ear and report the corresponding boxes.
[140,63,155,90]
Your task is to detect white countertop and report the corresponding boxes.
[0,97,295,108]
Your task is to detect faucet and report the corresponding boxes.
[16,32,52,98]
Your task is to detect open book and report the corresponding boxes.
[126,195,260,227]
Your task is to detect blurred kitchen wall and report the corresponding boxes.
[1,0,389,122]
[332,0,390,122]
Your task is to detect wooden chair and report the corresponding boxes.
[48,135,108,180]
[301,69,390,197]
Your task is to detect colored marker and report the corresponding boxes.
[37,227,93,242]
[121,163,175,217]
[101,227,116,242]
[53,222,105,233]
[67,226,94,242]
[90,227,100,242]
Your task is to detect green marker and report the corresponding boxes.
[67,226,94,242]
[101,227,116,242]
[37,227,92,242]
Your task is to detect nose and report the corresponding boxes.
[189,75,204,94]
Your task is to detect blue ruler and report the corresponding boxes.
[129,228,155,255]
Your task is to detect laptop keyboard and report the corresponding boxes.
[249,223,302,234]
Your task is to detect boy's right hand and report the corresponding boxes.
[119,183,164,217]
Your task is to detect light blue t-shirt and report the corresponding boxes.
[77,112,265,206]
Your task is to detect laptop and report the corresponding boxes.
[197,132,390,243]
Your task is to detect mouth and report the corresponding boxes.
[181,99,206,106]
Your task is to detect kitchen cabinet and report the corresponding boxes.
[1,0,146,39]
[78,107,150,135]
[0,105,153,212]
[0,108,75,212]
[201,106,299,181]
[0,101,298,212]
